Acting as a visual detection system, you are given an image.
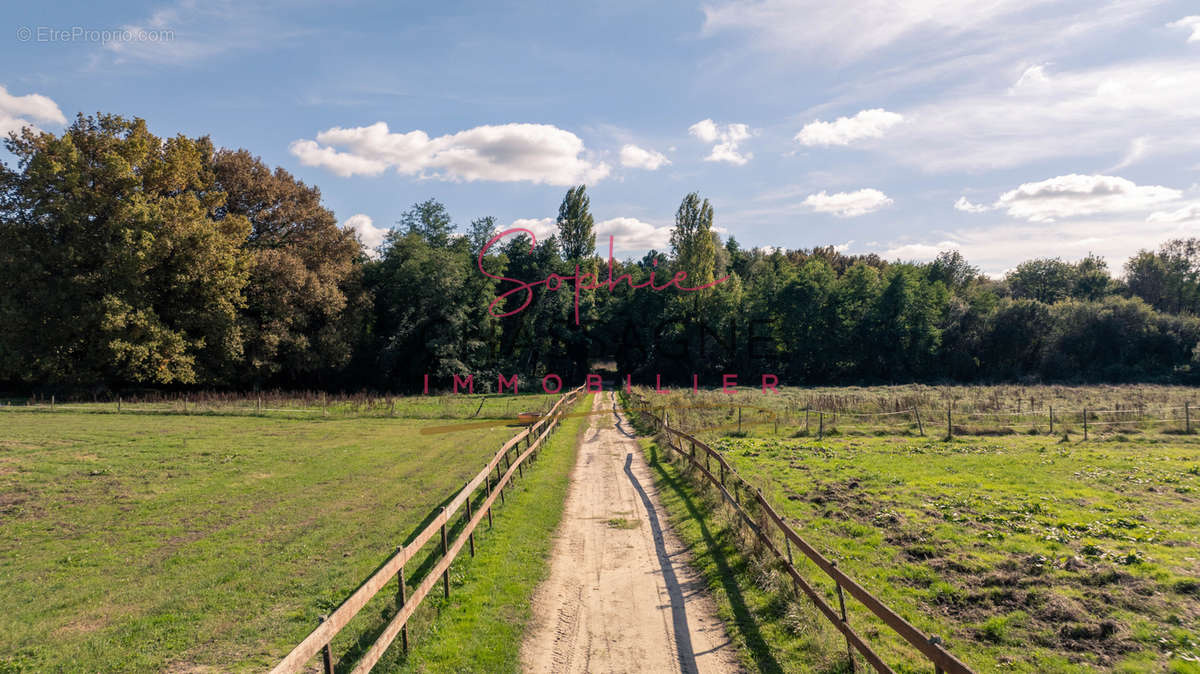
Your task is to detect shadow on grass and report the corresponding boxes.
[646,445,786,674]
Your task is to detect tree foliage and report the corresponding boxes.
[5,114,1200,393]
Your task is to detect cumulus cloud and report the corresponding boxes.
[1169,16,1200,42]
[794,109,903,146]
[507,217,557,242]
[991,174,1181,223]
[341,214,388,257]
[290,122,610,185]
[954,197,990,213]
[0,85,66,136]
[595,217,673,255]
[688,119,753,165]
[1147,203,1200,224]
[619,144,671,170]
[803,189,892,217]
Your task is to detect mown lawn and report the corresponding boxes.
[631,387,1200,673]
[0,402,552,672]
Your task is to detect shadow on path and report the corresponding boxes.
[624,451,699,674]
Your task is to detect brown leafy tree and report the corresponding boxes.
[211,149,368,386]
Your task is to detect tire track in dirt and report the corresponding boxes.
[522,392,741,673]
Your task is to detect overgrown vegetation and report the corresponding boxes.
[630,386,1200,673]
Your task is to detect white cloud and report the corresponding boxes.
[508,217,557,242]
[341,214,388,257]
[290,122,610,185]
[794,109,903,146]
[803,189,892,217]
[0,85,66,136]
[595,217,673,255]
[889,60,1200,171]
[954,197,990,213]
[877,215,1200,277]
[689,119,720,143]
[619,144,671,170]
[1147,203,1200,224]
[689,119,753,165]
[1168,16,1200,43]
[991,174,1181,223]
[1009,64,1052,93]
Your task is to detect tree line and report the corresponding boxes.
[3,114,1200,394]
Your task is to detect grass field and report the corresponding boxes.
[630,386,1200,673]
[0,392,563,673]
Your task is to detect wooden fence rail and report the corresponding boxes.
[270,386,585,674]
[629,393,974,674]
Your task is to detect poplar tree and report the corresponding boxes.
[556,185,595,263]
[671,192,716,292]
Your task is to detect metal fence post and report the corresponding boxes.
[832,560,854,672]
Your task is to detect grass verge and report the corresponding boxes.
[619,392,852,674]
[372,393,594,673]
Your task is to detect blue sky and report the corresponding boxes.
[4,0,1200,274]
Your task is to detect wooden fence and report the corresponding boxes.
[629,393,974,674]
[269,385,585,674]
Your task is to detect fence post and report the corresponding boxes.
[805,407,810,434]
[117,395,122,414]
[1049,405,1054,434]
[818,412,824,440]
[931,635,945,674]
[318,616,333,674]
[946,403,953,440]
[1083,408,1088,441]
[1187,402,1192,434]
[737,406,742,434]
[440,508,450,599]
[486,475,494,528]
[465,487,476,557]
[395,553,409,652]
[914,406,924,436]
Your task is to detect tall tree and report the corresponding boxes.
[400,199,454,248]
[556,185,596,262]
[211,149,367,386]
[0,114,249,389]
[1006,258,1075,304]
[670,192,716,292]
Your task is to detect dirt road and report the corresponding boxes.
[521,392,740,674]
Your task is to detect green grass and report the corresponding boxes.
[622,395,854,674]
[0,401,562,672]
[376,393,593,673]
[627,387,1200,673]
